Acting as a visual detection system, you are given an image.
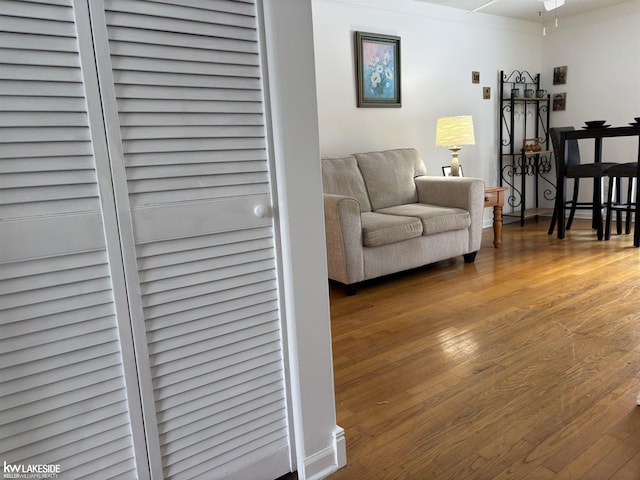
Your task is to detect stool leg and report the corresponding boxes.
[635,174,640,247]
[594,177,604,240]
[548,204,557,235]
[567,178,579,230]
[605,176,614,240]
[626,177,635,234]
[616,177,623,234]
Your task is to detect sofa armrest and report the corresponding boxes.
[323,194,365,285]
[415,176,485,252]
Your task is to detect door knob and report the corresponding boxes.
[253,204,269,218]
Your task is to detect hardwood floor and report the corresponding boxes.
[327,218,640,480]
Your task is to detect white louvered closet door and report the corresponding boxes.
[0,1,149,479]
[1,0,293,479]
[90,1,293,479]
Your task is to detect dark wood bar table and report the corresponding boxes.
[555,125,640,244]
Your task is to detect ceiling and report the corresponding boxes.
[415,0,631,23]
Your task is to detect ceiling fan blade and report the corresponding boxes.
[468,0,501,13]
[542,0,565,11]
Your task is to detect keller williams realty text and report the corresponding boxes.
[3,461,61,479]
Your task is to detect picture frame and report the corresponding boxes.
[442,165,464,177]
[355,31,401,108]
[553,92,567,111]
[553,65,567,85]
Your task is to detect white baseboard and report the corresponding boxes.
[333,426,347,469]
[302,426,346,480]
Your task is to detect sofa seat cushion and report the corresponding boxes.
[377,203,471,235]
[361,212,423,247]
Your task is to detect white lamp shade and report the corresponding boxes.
[435,115,476,148]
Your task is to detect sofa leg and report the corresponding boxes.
[344,284,358,296]
[463,251,477,263]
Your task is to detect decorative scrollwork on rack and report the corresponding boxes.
[522,154,538,176]
[537,104,550,138]
[543,186,555,202]
[538,153,553,175]
[501,104,513,147]
[501,161,522,210]
[502,69,539,86]
[538,153,556,201]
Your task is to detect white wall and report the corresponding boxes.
[543,1,640,132]
[312,0,640,223]
[262,1,345,479]
[542,1,640,171]
[312,0,544,192]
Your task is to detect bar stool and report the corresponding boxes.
[548,126,617,239]
[604,162,638,240]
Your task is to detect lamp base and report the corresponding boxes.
[449,147,462,176]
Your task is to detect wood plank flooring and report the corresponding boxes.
[327,218,640,480]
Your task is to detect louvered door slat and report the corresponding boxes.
[0,111,88,128]
[153,341,281,389]
[119,112,264,127]
[161,406,287,473]
[166,417,288,480]
[1,199,102,218]
[128,171,268,193]
[1,47,79,67]
[0,139,93,158]
[107,11,256,41]
[144,294,278,337]
[0,31,77,51]
[0,15,75,37]
[116,99,264,115]
[150,0,254,14]
[0,64,82,82]
[110,41,259,66]
[158,382,280,435]
[165,410,287,465]
[107,26,258,55]
[143,274,276,313]
[2,126,92,143]
[1,169,97,189]
[123,126,266,142]
[155,367,284,417]
[149,322,280,365]
[137,234,273,269]
[139,249,274,285]
[0,155,93,173]
[122,137,265,154]
[127,161,267,180]
[2,79,84,97]
[112,56,260,78]
[1,0,74,20]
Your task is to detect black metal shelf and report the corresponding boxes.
[498,69,555,226]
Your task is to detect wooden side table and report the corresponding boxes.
[484,186,508,247]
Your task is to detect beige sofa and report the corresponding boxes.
[321,148,484,294]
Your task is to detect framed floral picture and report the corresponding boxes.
[355,32,401,107]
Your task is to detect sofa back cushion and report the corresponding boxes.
[321,155,372,212]
[354,148,427,210]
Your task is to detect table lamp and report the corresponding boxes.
[435,115,475,176]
